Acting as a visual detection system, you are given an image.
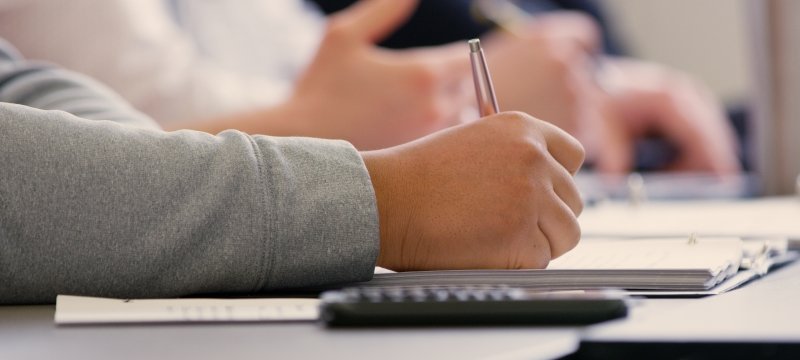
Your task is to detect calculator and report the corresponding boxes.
[319,286,628,327]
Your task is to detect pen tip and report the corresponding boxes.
[468,39,481,52]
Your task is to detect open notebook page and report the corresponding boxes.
[579,197,800,239]
[548,237,743,274]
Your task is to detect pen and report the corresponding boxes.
[468,38,500,117]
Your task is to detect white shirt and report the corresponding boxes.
[169,0,324,81]
[0,0,325,123]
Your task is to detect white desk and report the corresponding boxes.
[0,296,696,359]
[3,263,798,359]
[7,196,800,359]
[573,260,800,359]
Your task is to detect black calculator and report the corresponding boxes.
[319,286,628,327]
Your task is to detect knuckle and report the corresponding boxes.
[497,110,535,130]
[324,19,349,43]
[515,137,548,168]
[504,110,531,120]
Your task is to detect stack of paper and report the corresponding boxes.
[364,238,744,292]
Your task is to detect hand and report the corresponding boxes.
[288,0,473,150]
[362,112,585,271]
[482,12,602,137]
[591,58,742,175]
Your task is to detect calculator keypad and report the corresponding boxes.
[332,286,529,303]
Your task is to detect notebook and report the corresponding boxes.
[361,237,790,294]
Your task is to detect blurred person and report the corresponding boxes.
[314,0,743,175]
[0,0,474,150]
[0,0,740,174]
[0,37,585,304]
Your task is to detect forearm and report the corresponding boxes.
[164,97,347,140]
[0,36,379,304]
[0,104,379,304]
[162,98,310,136]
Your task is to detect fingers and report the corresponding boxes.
[652,82,741,174]
[601,59,741,174]
[513,191,580,269]
[330,0,419,44]
[593,100,636,173]
[536,119,585,175]
[514,226,553,269]
[538,190,582,259]
[547,155,585,217]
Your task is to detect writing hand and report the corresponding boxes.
[363,111,585,271]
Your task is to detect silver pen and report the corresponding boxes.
[468,39,500,117]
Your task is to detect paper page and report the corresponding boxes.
[55,295,319,325]
[374,266,396,274]
[579,197,800,239]
[548,237,743,272]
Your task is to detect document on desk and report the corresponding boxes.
[55,295,319,325]
[366,237,748,292]
[579,197,800,241]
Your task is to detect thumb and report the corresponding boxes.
[330,0,419,44]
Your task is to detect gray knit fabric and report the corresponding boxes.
[0,39,379,304]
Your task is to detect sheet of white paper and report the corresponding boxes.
[548,237,743,272]
[579,197,800,239]
[55,295,319,325]
[374,266,396,274]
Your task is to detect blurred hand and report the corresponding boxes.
[288,0,473,150]
[482,12,601,137]
[591,58,742,175]
[362,112,585,271]
[482,12,740,176]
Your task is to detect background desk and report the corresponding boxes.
[2,263,799,360]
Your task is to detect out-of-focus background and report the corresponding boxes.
[603,0,748,106]
[599,0,799,196]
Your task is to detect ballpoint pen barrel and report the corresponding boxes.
[469,41,500,117]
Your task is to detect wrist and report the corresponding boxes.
[360,149,408,270]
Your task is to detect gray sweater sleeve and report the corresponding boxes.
[0,41,380,304]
